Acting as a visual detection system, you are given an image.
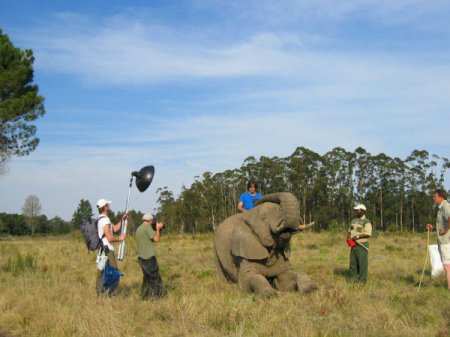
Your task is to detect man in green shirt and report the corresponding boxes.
[347,204,373,283]
[426,189,450,289]
[135,213,166,299]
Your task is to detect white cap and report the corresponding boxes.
[142,213,153,221]
[354,204,367,211]
[96,198,112,209]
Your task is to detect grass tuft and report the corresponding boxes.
[2,252,37,276]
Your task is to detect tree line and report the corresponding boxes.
[0,198,145,236]
[0,195,70,235]
[155,147,450,233]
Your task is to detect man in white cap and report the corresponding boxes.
[135,213,166,299]
[95,198,127,294]
[346,204,372,283]
[426,189,450,289]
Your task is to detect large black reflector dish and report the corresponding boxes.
[133,165,155,192]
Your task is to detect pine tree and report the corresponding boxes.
[71,199,93,229]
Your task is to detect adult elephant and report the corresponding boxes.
[214,192,316,297]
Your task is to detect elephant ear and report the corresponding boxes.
[242,203,277,248]
[231,222,270,260]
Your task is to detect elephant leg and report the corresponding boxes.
[274,271,298,292]
[296,272,317,294]
[239,270,277,297]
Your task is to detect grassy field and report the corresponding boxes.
[1,232,450,337]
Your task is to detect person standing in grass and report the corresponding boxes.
[347,204,372,283]
[426,189,450,289]
[238,181,263,212]
[135,213,166,299]
[95,198,127,295]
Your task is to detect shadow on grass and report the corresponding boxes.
[399,274,419,286]
[333,267,355,283]
[0,330,12,337]
[398,267,432,285]
[333,267,370,286]
[117,281,141,297]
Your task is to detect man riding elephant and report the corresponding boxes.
[214,192,316,297]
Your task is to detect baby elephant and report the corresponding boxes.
[214,192,316,297]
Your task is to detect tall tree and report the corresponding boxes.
[71,199,93,229]
[0,29,45,169]
[22,195,41,235]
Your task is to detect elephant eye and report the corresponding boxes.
[276,219,285,230]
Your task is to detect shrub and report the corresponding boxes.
[3,252,37,275]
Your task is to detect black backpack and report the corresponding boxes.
[80,216,104,251]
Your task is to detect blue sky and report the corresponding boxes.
[1,0,450,219]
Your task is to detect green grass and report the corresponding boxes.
[0,232,449,337]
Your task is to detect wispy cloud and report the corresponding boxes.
[29,27,305,84]
[16,10,449,88]
[206,0,450,27]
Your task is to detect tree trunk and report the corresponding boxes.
[400,197,403,232]
[180,220,185,234]
[211,208,216,231]
[380,188,384,231]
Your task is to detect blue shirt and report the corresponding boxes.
[240,192,263,210]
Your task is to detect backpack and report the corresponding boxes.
[80,216,104,251]
[102,263,122,291]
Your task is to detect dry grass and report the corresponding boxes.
[1,232,450,337]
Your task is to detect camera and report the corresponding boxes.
[151,217,164,231]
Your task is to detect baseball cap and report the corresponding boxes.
[142,213,153,221]
[354,204,367,211]
[97,199,112,209]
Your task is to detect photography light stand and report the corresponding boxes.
[117,165,155,261]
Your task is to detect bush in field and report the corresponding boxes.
[49,216,72,234]
[0,213,29,235]
[3,252,37,275]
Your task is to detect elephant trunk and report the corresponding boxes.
[255,192,302,232]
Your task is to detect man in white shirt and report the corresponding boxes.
[95,198,127,295]
[427,189,450,289]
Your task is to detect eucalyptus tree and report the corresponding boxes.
[324,147,355,226]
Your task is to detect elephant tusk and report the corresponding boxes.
[297,222,315,232]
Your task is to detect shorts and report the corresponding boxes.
[439,243,450,265]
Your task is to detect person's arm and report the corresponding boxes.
[238,194,246,212]
[354,223,372,240]
[354,234,371,239]
[152,223,164,242]
[346,222,353,240]
[348,222,372,240]
[104,223,126,242]
[112,213,128,233]
[439,206,450,236]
